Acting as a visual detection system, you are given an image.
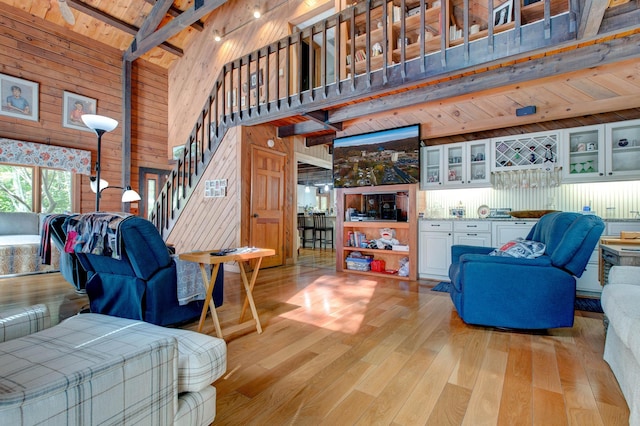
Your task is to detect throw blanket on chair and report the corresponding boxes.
[64,212,134,259]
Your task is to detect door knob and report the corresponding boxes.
[253,213,259,218]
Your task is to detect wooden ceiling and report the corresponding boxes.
[0,0,217,68]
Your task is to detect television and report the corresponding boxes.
[332,124,421,188]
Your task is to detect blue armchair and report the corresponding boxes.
[71,215,223,327]
[448,212,604,329]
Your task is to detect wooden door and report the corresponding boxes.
[138,167,169,220]
[250,146,285,268]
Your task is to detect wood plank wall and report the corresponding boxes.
[0,7,168,214]
[168,0,331,154]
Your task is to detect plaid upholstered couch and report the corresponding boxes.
[0,305,227,425]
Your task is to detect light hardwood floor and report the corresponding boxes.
[0,249,630,425]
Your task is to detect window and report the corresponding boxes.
[0,163,73,213]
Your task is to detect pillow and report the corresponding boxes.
[490,238,546,259]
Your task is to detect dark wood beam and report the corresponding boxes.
[66,0,183,57]
[137,0,174,40]
[303,110,343,131]
[306,133,336,147]
[277,121,335,138]
[143,0,205,31]
[124,0,227,61]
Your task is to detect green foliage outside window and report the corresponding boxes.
[0,164,72,213]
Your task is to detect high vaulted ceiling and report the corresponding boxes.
[0,0,226,68]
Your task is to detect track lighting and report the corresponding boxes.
[253,4,261,19]
[213,30,221,42]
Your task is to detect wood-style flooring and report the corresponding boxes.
[0,248,630,425]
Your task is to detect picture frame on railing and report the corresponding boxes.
[62,91,97,131]
[250,69,263,89]
[172,145,185,160]
[493,0,513,27]
[0,73,39,122]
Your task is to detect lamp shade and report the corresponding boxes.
[121,187,141,203]
[81,114,118,133]
[89,177,109,193]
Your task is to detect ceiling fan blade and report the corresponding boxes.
[58,0,76,25]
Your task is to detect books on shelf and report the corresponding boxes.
[347,231,368,248]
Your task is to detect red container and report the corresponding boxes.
[370,259,386,272]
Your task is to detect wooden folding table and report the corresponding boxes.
[178,248,275,337]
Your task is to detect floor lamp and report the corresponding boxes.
[81,114,118,211]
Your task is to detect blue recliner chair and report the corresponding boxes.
[448,212,605,329]
[71,215,223,327]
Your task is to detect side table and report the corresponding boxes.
[599,241,640,330]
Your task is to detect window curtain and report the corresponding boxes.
[0,138,91,175]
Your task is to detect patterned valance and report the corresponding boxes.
[0,138,91,175]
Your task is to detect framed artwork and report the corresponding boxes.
[493,0,513,27]
[250,69,263,89]
[62,91,97,131]
[172,145,185,160]
[0,73,39,122]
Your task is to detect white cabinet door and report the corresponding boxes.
[466,140,491,186]
[492,221,537,247]
[454,232,491,247]
[607,221,640,237]
[419,231,452,280]
[444,143,465,187]
[561,125,605,182]
[420,146,444,189]
[605,119,640,180]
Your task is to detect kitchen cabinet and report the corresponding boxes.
[336,184,417,280]
[491,130,560,172]
[561,124,604,182]
[562,119,640,183]
[604,119,640,180]
[492,221,536,247]
[419,220,452,280]
[453,221,491,247]
[420,140,490,190]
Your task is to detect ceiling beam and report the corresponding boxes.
[303,110,343,132]
[578,0,609,39]
[137,0,174,40]
[66,0,183,57]
[306,133,336,147]
[143,0,205,31]
[125,0,227,61]
[277,121,336,138]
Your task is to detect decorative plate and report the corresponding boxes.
[477,205,490,219]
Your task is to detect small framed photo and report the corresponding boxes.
[0,73,39,122]
[493,0,513,27]
[250,69,263,89]
[62,91,97,131]
[172,145,185,160]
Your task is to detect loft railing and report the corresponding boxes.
[149,0,574,238]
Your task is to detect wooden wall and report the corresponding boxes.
[0,7,168,214]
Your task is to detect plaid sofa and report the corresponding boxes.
[0,307,227,425]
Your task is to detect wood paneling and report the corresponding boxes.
[0,7,169,214]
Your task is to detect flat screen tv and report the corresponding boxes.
[332,124,421,188]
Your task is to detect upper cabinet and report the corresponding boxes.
[421,139,490,189]
[561,120,640,183]
[491,130,560,172]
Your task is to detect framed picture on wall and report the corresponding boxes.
[493,0,513,27]
[0,73,39,122]
[62,91,97,131]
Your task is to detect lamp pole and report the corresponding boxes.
[94,129,106,211]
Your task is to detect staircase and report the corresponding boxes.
[148,0,576,238]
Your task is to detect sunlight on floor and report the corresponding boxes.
[281,274,378,334]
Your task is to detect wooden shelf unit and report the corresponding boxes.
[336,184,417,280]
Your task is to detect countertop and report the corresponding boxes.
[419,217,640,222]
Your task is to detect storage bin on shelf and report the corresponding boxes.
[346,256,373,271]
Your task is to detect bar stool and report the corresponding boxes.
[297,213,314,249]
[312,212,334,249]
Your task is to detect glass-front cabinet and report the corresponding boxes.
[561,124,604,182]
[421,140,489,189]
[606,119,640,180]
[420,146,444,188]
[561,120,640,183]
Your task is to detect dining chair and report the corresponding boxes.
[312,212,334,249]
[297,213,314,249]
